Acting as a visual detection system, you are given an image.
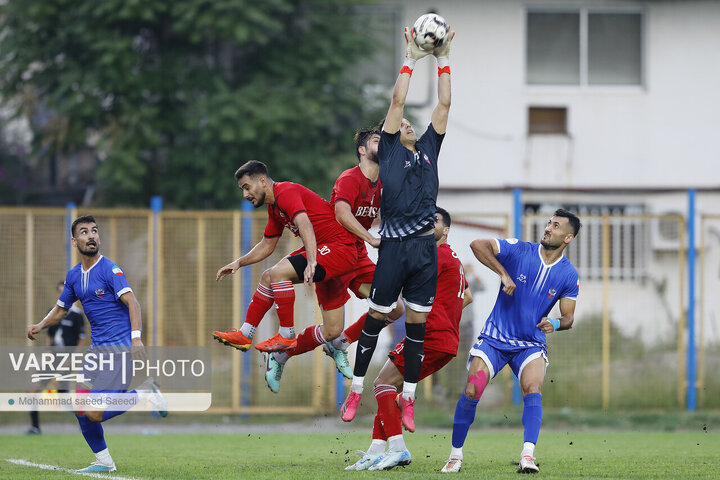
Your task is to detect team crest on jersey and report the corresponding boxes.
[95,289,105,298]
[111,266,124,276]
[517,274,527,283]
[423,153,430,164]
[548,288,557,299]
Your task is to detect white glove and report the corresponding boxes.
[404,27,432,61]
[434,30,456,58]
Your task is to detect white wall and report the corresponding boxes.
[386,0,720,189]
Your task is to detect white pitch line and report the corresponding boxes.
[6,458,141,480]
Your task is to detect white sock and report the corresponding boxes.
[240,323,256,339]
[351,376,364,394]
[522,442,536,457]
[279,326,295,339]
[367,439,386,455]
[273,351,290,364]
[450,446,463,459]
[388,434,407,452]
[331,333,349,351]
[95,448,114,466]
[401,382,416,401]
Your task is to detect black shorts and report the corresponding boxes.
[368,231,437,313]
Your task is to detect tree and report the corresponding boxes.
[0,0,384,208]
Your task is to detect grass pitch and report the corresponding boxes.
[1,431,718,479]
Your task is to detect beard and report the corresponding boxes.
[368,150,379,164]
[252,191,266,208]
[540,237,561,250]
[78,244,99,256]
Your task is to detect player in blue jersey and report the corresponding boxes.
[440,209,581,475]
[27,215,167,474]
[340,24,456,452]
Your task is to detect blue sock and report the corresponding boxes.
[101,410,124,422]
[100,390,138,421]
[76,414,107,453]
[451,394,479,448]
[522,393,543,444]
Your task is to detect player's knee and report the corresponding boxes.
[85,411,103,423]
[388,300,405,321]
[465,370,488,400]
[464,382,478,399]
[521,382,542,396]
[321,323,342,340]
[259,268,273,286]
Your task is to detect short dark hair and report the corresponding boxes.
[553,208,581,236]
[234,160,269,182]
[436,207,451,229]
[376,117,386,132]
[353,128,381,161]
[71,215,96,236]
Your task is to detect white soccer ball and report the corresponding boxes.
[411,13,450,51]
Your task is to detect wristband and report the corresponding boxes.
[131,330,142,339]
[437,66,451,76]
[400,66,413,76]
[437,57,450,69]
[547,318,560,332]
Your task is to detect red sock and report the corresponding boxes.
[372,412,388,441]
[289,325,325,357]
[344,313,366,344]
[245,284,274,327]
[271,281,295,329]
[374,384,402,438]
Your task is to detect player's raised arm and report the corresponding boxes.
[335,201,380,248]
[383,28,431,134]
[430,30,454,134]
[27,305,68,340]
[216,235,280,282]
[470,238,516,296]
[293,212,318,285]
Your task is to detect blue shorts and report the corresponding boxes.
[468,336,548,382]
[82,346,133,394]
[368,231,437,313]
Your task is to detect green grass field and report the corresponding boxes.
[1,431,718,479]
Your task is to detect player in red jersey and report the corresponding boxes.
[263,128,405,392]
[345,207,473,471]
[213,160,357,353]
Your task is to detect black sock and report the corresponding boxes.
[403,322,426,383]
[353,313,385,377]
[30,410,39,429]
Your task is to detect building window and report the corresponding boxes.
[528,107,568,134]
[526,9,643,86]
[525,204,649,281]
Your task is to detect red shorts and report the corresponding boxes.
[315,253,376,311]
[388,340,455,381]
[290,241,357,280]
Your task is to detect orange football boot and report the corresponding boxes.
[212,328,252,351]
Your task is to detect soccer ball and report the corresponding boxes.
[411,13,450,51]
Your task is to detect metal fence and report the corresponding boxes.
[1,205,715,412]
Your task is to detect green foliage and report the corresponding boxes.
[0,0,384,207]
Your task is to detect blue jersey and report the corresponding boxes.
[480,239,579,349]
[377,123,444,238]
[57,255,134,347]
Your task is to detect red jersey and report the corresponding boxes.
[330,166,381,255]
[424,243,469,356]
[264,182,355,245]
